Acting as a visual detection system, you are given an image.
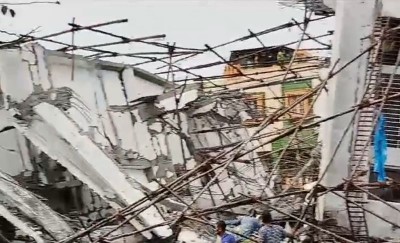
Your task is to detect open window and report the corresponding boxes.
[243,92,266,125]
[379,17,400,66]
[284,90,312,119]
[369,167,400,203]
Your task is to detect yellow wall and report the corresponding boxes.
[219,52,320,153]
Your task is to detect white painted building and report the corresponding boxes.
[0,43,271,242]
[0,43,173,241]
[311,0,400,240]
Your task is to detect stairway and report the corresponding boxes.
[345,17,389,243]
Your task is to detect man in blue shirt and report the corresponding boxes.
[258,211,296,243]
[225,209,261,242]
[216,220,236,243]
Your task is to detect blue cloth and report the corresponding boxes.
[221,233,236,243]
[374,114,387,182]
[258,224,288,243]
[225,216,261,241]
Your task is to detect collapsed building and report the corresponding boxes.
[5,0,399,241]
[0,43,291,242]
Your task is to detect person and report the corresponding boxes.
[258,211,296,243]
[216,220,236,243]
[225,209,261,242]
[277,50,287,68]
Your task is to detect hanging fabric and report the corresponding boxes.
[373,114,387,182]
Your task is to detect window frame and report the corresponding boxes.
[243,92,267,126]
[284,89,313,119]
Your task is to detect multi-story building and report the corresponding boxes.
[221,46,326,191]
[0,43,268,242]
[299,0,400,241]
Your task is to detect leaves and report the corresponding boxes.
[0,5,16,18]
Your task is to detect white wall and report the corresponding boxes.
[324,0,400,19]
[318,0,400,240]
[0,43,266,241]
[322,0,336,10]
[365,200,400,238]
[0,129,32,176]
[318,0,377,220]
[0,43,173,239]
[381,0,400,18]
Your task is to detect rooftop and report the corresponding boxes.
[229,46,294,61]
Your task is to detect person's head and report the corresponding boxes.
[248,208,257,217]
[261,211,272,224]
[216,220,227,236]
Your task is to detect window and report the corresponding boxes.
[239,56,256,68]
[287,95,305,114]
[284,91,312,119]
[231,48,294,69]
[378,17,400,66]
[199,164,217,187]
[369,167,400,203]
[243,92,266,125]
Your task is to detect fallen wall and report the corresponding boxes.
[0,43,272,242]
[0,169,74,241]
[0,43,171,239]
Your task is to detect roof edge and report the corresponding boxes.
[40,43,171,88]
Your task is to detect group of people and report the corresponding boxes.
[215,210,297,243]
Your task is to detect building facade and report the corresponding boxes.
[315,0,400,241]
[221,46,325,192]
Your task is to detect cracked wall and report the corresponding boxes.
[0,43,172,240]
[128,85,270,209]
[0,43,271,241]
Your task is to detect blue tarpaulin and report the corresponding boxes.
[373,114,387,182]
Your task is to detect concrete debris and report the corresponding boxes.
[0,170,74,242]
[0,43,173,240]
[0,42,318,242]
[0,43,266,241]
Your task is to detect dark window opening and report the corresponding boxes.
[0,216,16,241]
[173,164,192,196]
[238,55,256,68]
[243,93,266,123]
[378,17,400,65]
[369,167,400,203]
[200,164,217,187]
[285,94,313,120]
[231,48,294,69]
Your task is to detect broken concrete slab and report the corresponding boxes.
[0,170,74,241]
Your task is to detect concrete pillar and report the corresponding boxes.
[318,0,379,224]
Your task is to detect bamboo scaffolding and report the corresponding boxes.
[4,6,396,243]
